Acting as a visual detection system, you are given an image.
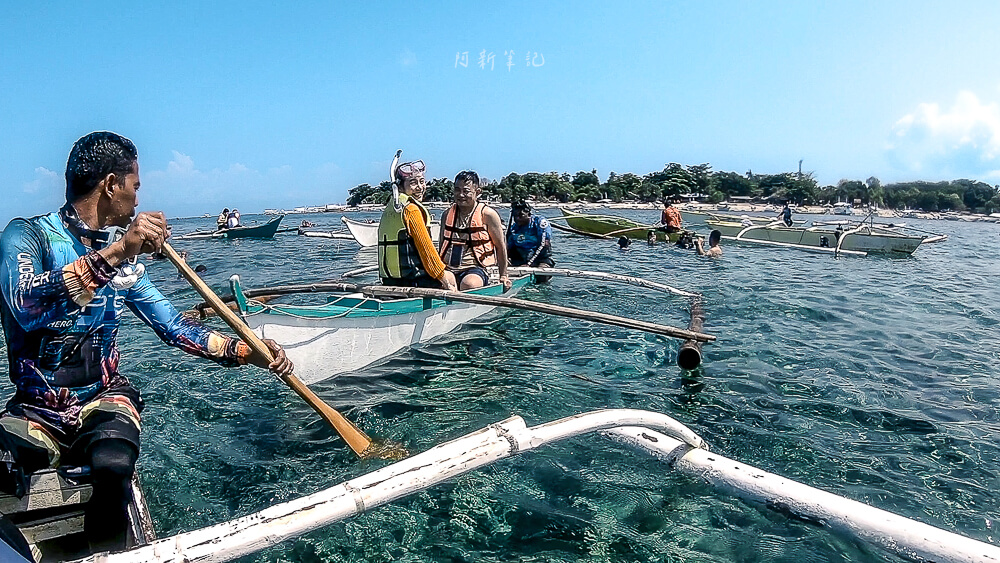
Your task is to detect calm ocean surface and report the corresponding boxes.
[3,209,999,562]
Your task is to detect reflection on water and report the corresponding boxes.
[5,211,999,561]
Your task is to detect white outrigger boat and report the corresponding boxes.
[232,274,535,384]
[340,216,440,248]
[222,267,711,384]
[72,408,1000,563]
[705,218,930,255]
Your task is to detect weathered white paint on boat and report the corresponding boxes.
[75,409,1000,563]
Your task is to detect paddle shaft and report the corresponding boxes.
[161,242,374,457]
[226,281,715,342]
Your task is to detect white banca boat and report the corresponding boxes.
[232,274,535,384]
[705,218,932,255]
[340,216,441,248]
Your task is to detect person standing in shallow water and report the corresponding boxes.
[0,131,293,553]
[695,229,724,257]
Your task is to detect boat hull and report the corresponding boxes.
[243,276,530,383]
[559,208,680,242]
[175,216,284,240]
[0,469,154,560]
[706,220,924,254]
[341,216,440,247]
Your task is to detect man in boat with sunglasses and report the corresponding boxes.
[377,160,458,290]
[0,131,293,553]
[439,171,511,291]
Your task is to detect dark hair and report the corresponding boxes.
[511,199,532,212]
[454,170,480,188]
[65,131,138,203]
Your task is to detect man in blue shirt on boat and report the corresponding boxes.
[505,200,554,282]
[0,131,292,553]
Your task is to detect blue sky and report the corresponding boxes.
[2,1,999,223]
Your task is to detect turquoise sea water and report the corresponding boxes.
[3,210,999,562]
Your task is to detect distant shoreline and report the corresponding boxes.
[245,201,1000,224]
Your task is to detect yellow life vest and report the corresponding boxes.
[439,203,497,269]
[377,194,433,281]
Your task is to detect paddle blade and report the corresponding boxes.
[360,441,409,460]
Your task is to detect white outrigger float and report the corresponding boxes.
[72,408,1000,563]
[705,217,931,256]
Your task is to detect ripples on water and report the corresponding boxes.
[2,211,998,561]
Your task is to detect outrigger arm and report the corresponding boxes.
[76,409,1000,563]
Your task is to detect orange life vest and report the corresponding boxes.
[439,203,497,268]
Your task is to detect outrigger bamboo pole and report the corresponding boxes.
[79,409,1000,563]
[677,296,705,370]
[212,281,714,343]
[162,243,398,460]
[506,267,698,297]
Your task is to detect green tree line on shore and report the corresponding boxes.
[346,164,1000,213]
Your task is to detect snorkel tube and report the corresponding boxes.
[390,149,402,212]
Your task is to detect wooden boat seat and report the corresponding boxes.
[0,468,153,562]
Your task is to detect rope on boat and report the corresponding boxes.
[78,408,1000,563]
[246,295,369,320]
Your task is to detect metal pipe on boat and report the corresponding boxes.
[719,236,868,256]
[677,296,704,370]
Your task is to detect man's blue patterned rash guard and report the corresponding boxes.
[0,212,250,431]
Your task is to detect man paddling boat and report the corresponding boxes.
[377,160,457,290]
[439,171,510,291]
[0,132,293,553]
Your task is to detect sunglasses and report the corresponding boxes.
[396,160,426,178]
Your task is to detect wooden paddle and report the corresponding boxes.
[161,242,405,460]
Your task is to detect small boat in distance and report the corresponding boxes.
[705,218,927,255]
[557,208,682,242]
[173,216,284,240]
[833,202,854,215]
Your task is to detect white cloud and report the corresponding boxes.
[22,167,60,194]
[142,152,348,217]
[886,91,1000,180]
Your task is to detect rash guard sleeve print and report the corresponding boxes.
[0,218,115,332]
